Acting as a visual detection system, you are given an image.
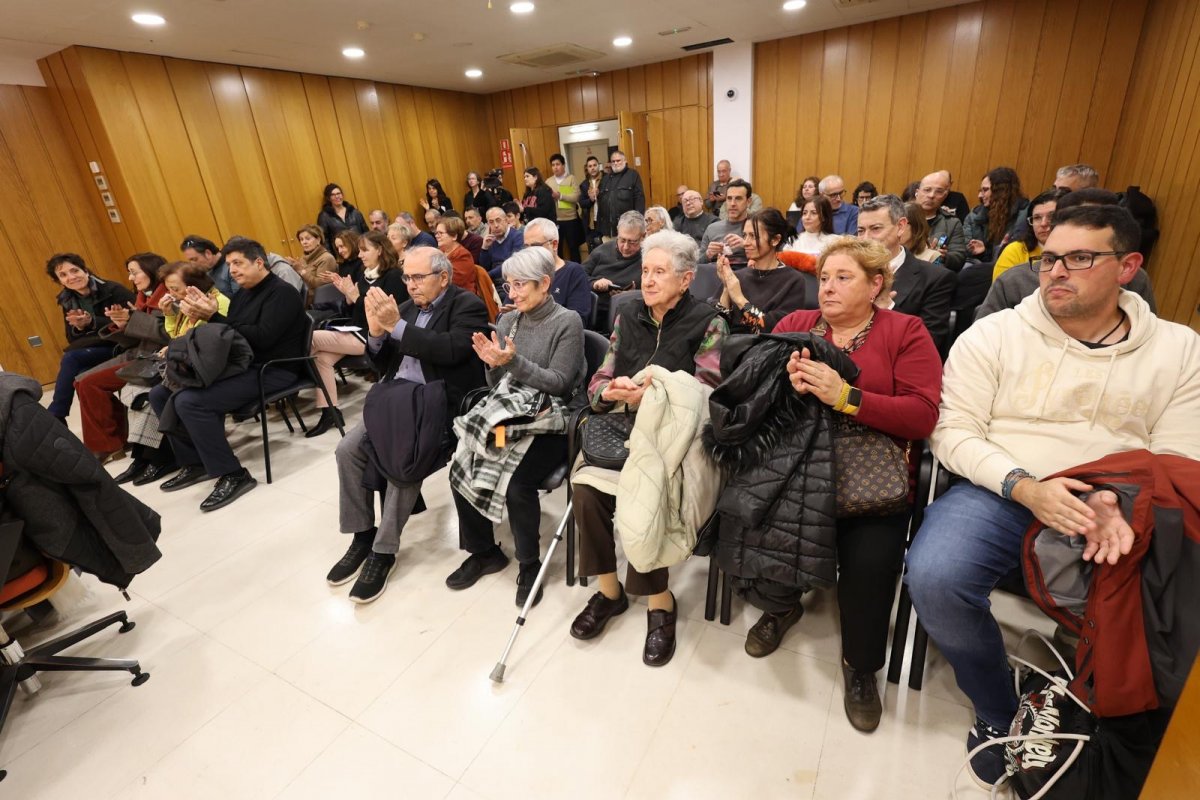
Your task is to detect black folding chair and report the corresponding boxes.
[234,316,345,483]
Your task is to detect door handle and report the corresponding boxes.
[624,128,635,162]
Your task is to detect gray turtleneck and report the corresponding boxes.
[488,296,585,397]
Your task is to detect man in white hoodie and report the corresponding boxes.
[905,204,1200,788]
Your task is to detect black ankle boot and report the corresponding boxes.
[305,407,343,438]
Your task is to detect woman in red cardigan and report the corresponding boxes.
[767,236,943,733]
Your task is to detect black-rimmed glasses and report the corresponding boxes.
[1030,250,1128,272]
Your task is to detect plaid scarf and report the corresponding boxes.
[450,373,569,523]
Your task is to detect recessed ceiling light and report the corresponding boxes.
[782,1,807,11]
[342,47,365,59]
[465,68,483,79]
[131,13,165,26]
[510,2,535,13]
[613,36,633,48]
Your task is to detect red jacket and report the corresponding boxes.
[1022,449,1200,717]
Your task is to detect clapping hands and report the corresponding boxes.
[472,330,516,367]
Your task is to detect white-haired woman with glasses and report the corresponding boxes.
[644,206,671,235]
[446,247,585,607]
[570,229,728,667]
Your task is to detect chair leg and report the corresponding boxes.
[287,395,308,433]
[261,403,273,484]
[887,582,914,686]
[719,570,733,625]
[26,611,134,658]
[21,655,142,677]
[335,368,347,386]
[704,556,719,621]
[909,620,929,691]
[276,400,295,434]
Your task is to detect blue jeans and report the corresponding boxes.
[904,482,1034,730]
[50,345,117,419]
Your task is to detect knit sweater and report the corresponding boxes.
[210,271,308,371]
[488,296,586,398]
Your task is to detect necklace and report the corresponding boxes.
[1079,309,1127,347]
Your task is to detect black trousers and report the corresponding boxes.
[557,219,585,264]
[752,511,909,673]
[453,434,567,566]
[574,483,669,596]
[149,367,296,477]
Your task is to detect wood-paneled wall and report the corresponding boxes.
[752,0,1146,214]
[0,85,127,382]
[1110,0,1200,330]
[38,46,495,261]
[486,55,713,209]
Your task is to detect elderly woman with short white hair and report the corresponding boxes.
[570,228,728,667]
[447,246,586,608]
[644,206,671,235]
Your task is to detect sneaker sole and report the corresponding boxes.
[350,560,397,604]
[966,729,1011,790]
[326,565,365,587]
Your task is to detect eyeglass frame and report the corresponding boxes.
[401,271,438,283]
[501,278,543,295]
[1029,250,1129,273]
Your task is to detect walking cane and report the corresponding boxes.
[490,499,573,683]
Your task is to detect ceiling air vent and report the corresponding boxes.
[498,43,606,70]
[681,38,734,52]
[832,0,883,8]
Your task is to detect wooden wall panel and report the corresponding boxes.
[753,0,1146,217]
[0,85,127,382]
[38,45,494,262]
[1111,0,1200,329]
[486,54,713,208]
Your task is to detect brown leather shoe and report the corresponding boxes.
[842,663,882,732]
[643,593,677,667]
[744,605,805,658]
[570,586,629,640]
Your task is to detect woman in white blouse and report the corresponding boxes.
[784,195,835,256]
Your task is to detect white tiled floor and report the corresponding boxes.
[1,380,1054,798]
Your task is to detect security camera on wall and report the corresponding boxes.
[725,88,738,101]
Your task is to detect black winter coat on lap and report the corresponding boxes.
[704,333,857,598]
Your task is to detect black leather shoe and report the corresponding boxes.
[842,663,883,732]
[570,586,629,640]
[445,546,509,590]
[200,470,258,512]
[160,464,209,492]
[515,561,544,608]
[113,460,148,485]
[132,463,177,487]
[643,594,678,667]
[305,407,344,439]
[745,605,805,658]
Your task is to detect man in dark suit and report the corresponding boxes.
[327,247,489,604]
[857,195,957,353]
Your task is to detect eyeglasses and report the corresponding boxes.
[1031,251,1127,272]
[523,239,548,248]
[616,236,642,247]
[501,279,538,294]
[823,190,844,199]
[401,272,436,283]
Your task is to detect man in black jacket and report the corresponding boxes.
[148,237,308,511]
[592,150,645,239]
[857,194,957,353]
[327,247,489,604]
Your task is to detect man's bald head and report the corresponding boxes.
[916,172,952,214]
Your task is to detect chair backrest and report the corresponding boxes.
[312,282,344,310]
[582,329,609,380]
[588,291,599,329]
[607,290,643,331]
[799,271,819,309]
[689,263,721,301]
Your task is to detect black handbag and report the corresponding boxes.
[579,408,635,470]
[115,354,165,388]
[831,415,910,518]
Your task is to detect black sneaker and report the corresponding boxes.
[515,561,544,608]
[349,552,396,604]
[967,717,1011,789]
[160,464,209,492]
[445,546,509,590]
[842,664,882,732]
[326,529,376,586]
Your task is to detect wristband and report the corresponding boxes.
[832,382,852,411]
[1001,468,1035,501]
[841,386,862,415]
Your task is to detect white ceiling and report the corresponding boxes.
[4,0,976,93]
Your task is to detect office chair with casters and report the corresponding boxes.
[0,519,148,783]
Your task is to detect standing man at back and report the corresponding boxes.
[595,150,645,241]
[547,153,584,263]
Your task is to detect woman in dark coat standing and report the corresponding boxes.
[520,167,556,225]
[316,182,368,250]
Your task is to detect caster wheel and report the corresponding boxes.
[118,620,136,634]
[131,672,150,687]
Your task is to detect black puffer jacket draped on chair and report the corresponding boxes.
[703,332,858,595]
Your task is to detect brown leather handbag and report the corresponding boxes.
[832,415,911,518]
